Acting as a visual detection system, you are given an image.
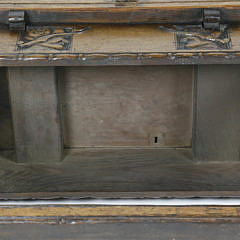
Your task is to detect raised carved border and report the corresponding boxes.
[0,52,239,65]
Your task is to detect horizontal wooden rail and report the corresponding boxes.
[1,1,240,25]
[0,205,240,224]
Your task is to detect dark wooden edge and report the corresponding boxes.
[0,7,240,25]
[0,205,240,224]
[0,52,239,66]
[1,191,240,200]
[1,216,240,224]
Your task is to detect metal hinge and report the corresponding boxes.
[8,10,26,31]
[203,9,221,30]
[7,8,222,32]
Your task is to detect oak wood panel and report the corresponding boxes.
[1,148,240,193]
[0,25,239,65]
[194,65,240,161]
[0,1,240,25]
[60,66,193,148]
[0,205,239,218]
[8,67,63,163]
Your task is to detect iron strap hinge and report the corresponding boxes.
[8,10,26,31]
[203,9,221,30]
[7,9,222,31]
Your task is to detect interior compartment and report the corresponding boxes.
[60,66,193,148]
[0,64,240,198]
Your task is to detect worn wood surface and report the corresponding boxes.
[0,58,239,197]
[8,67,63,163]
[0,204,240,238]
[1,222,240,240]
[2,190,240,199]
[0,148,192,192]
[0,25,238,65]
[1,148,240,193]
[0,0,240,25]
[60,66,193,147]
[0,67,14,150]
[194,65,240,161]
[0,205,239,219]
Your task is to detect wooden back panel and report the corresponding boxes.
[60,66,193,148]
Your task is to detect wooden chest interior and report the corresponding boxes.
[0,0,240,198]
[0,63,240,198]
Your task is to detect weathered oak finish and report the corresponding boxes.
[1,148,240,193]
[8,67,62,163]
[0,67,14,150]
[0,25,239,66]
[60,66,193,148]
[194,65,240,161]
[1,0,240,25]
[0,1,239,236]
[0,201,239,238]
[0,205,239,221]
[0,19,238,198]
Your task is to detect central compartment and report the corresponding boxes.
[1,64,240,197]
[60,66,193,148]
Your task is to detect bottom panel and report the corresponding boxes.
[1,149,240,195]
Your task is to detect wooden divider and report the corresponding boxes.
[8,67,62,163]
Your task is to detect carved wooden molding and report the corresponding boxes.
[0,51,238,65]
[0,24,238,65]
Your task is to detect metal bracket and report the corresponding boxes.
[203,9,221,30]
[8,10,26,31]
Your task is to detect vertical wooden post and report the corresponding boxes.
[194,65,240,161]
[8,67,62,163]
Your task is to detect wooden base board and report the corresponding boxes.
[1,148,240,196]
[0,205,239,224]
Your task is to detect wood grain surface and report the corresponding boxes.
[0,25,238,65]
[60,66,193,148]
[0,205,239,218]
[194,65,240,161]
[0,0,240,25]
[8,67,63,163]
[0,204,240,227]
[1,148,240,193]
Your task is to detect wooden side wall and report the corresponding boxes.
[194,65,240,161]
